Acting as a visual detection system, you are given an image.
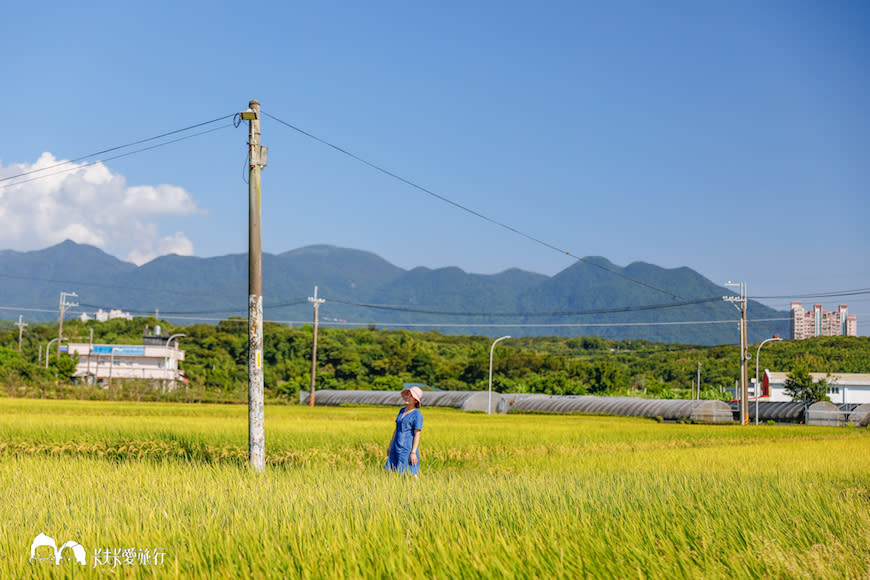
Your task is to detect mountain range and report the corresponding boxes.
[0,240,788,345]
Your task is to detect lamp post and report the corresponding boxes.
[165,334,186,392]
[45,337,68,368]
[488,335,511,415]
[754,335,782,426]
[109,346,123,388]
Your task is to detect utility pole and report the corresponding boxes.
[696,361,701,401]
[242,99,267,472]
[741,300,748,423]
[15,315,27,353]
[57,292,78,356]
[87,327,94,382]
[724,282,749,425]
[308,286,325,407]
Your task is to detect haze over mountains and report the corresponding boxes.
[0,240,788,345]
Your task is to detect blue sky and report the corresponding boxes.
[1,1,867,323]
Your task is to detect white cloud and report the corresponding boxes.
[0,153,205,265]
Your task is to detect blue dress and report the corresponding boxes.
[385,407,423,474]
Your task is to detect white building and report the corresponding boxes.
[762,370,870,405]
[79,308,134,323]
[65,335,186,390]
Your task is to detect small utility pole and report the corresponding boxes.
[242,99,267,472]
[308,286,325,407]
[696,362,701,401]
[87,327,94,381]
[741,300,748,422]
[724,282,749,425]
[57,292,78,356]
[15,315,27,353]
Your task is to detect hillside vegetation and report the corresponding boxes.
[0,240,789,344]
[1,317,867,402]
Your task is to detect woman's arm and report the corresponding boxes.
[409,429,422,466]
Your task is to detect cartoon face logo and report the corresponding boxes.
[30,533,86,565]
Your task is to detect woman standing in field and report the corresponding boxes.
[385,386,423,475]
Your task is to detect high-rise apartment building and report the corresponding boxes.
[790,302,857,339]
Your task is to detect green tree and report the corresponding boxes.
[783,359,830,404]
[587,361,624,394]
[52,353,79,382]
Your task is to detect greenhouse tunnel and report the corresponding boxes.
[727,401,863,424]
[301,390,509,413]
[506,395,732,423]
[304,391,733,421]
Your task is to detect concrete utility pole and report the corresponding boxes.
[15,315,27,353]
[87,328,94,381]
[242,99,267,472]
[308,286,325,407]
[724,282,749,425]
[57,292,78,356]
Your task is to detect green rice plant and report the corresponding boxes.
[0,398,868,578]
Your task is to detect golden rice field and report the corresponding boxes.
[0,398,868,579]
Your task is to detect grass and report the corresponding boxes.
[0,398,868,578]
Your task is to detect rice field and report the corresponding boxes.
[1,398,868,578]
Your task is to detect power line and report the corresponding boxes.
[4,266,866,320]
[324,296,724,317]
[0,124,234,192]
[0,305,60,314]
[0,272,249,299]
[261,110,693,303]
[258,316,795,329]
[752,288,870,300]
[57,294,727,319]
[0,114,236,184]
[0,265,729,318]
[0,299,787,326]
[76,299,309,316]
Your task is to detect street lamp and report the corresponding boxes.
[45,337,68,368]
[165,334,186,391]
[488,335,511,415]
[754,335,782,426]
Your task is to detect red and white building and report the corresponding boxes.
[790,302,857,340]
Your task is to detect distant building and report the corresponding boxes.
[79,308,133,323]
[65,325,186,390]
[790,302,857,340]
[762,370,870,404]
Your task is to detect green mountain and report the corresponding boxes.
[0,240,788,344]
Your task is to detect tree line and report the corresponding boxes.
[0,317,866,402]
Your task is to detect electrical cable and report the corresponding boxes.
[753,288,870,300]
[0,124,234,191]
[0,272,724,317]
[0,114,236,184]
[76,299,309,317]
[261,111,694,303]
[0,272,246,299]
[324,296,724,317]
[255,316,795,329]
[0,305,62,314]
